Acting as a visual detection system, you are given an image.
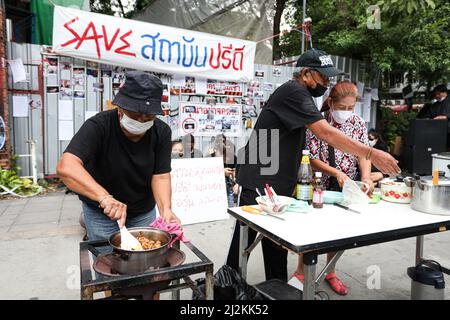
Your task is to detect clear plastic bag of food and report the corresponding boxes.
[342,180,370,205]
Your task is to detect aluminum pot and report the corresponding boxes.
[404,176,450,216]
[432,152,450,178]
[103,227,174,274]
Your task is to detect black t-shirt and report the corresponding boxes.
[64,110,172,216]
[236,80,323,196]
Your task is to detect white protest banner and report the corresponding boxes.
[179,102,242,137]
[171,157,228,225]
[53,6,256,82]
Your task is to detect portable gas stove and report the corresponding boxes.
[79,239,214,300]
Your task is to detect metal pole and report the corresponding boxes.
[301,0,307,54]
[30,140,37,184]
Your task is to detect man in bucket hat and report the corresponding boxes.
[57,71,180,242]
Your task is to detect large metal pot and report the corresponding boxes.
[404,176,450,216]
[432,152,450,178]
[102,227,174,274]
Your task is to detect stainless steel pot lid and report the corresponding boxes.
[418,176,450,186]
[432,152,450,160]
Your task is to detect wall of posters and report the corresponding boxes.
[179,102,242,137]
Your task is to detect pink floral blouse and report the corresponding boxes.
[305,114,369,189]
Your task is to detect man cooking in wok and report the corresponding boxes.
[57,71,180,242]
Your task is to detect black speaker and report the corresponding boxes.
[402,119,448,175]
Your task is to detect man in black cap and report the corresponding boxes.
[57,71,180,242]
[417,84,450,120]
[226,49,400,281]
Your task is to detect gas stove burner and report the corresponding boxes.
[93,247,186,277]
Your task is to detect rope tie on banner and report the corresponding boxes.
[255,26,310,44]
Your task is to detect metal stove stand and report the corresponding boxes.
[80,239,214,300]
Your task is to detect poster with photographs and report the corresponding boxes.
[29,95,43,110]
[183,76,196,93]
[255,70,264,78]
[272,67,282,77]
[112,72,125,96]
[206,80,243,96]
[44,57,58,76]
[246,81,260,97]
[60,80,72,100]
[179,102,242,137]
[73,91,85,99]
[73,77,85,90]
[263,82,273,91]
[47,86,59,94]
[93,83,104,92]
[60,62,71,80]
[162,83,170,106]
[87,69,99,77]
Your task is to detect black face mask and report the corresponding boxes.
[308,82,328,97]
[306,71,328,97]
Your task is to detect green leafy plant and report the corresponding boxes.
[378,107,418,148]
[0,155,42,196]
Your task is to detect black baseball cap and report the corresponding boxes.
[112,71,163,115]
[296,49,345,78]
[432,84,448,94]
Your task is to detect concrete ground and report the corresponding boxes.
[0,191,449,300]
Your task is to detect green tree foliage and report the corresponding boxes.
[281,0,449,87]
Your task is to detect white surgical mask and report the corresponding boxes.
[368,139,377,147]
[331,109,353,124]
[120,113,154,135]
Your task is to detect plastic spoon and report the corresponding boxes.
[118,221,143,251]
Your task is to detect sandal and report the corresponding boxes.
[326,273,348,295]
[291,272,304,283]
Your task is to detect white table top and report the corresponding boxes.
[228,201,450,252]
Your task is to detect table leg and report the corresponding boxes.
[171,241,181,300]
[205,270,214,300]
[303,253,318,300]
[416,235,424,265]
[239,223,249,280]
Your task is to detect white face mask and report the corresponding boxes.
[120,113,154,135]
[368,139,377,147]
[331,109,353,124]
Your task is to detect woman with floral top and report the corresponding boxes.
[291,81,373,296]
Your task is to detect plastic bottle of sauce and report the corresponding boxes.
[312,172,324,209]
[297,150,313,201]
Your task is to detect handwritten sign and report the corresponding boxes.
[171,158,228,225]
[179,102,242,137]
[52,6,256,82]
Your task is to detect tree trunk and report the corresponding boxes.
[272,0,287,62]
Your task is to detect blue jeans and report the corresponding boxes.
[82,202,157,242]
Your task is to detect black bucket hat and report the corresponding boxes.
[296,49,345,78]
[112,71,163,115]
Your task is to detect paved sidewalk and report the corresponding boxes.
[0,192,449,300]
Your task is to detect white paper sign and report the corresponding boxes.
[8,59,27,83]
[58,100,73,120]
[58,120,74,140]
[179,102,242,137]
[12,96,29,117]
[357,81,364,97]
[195,78,208,95]
[53,6,256,82]
[362,93,372,122]
[171,157,228,225]
[172,75,185,87]
[354,102,363,118]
